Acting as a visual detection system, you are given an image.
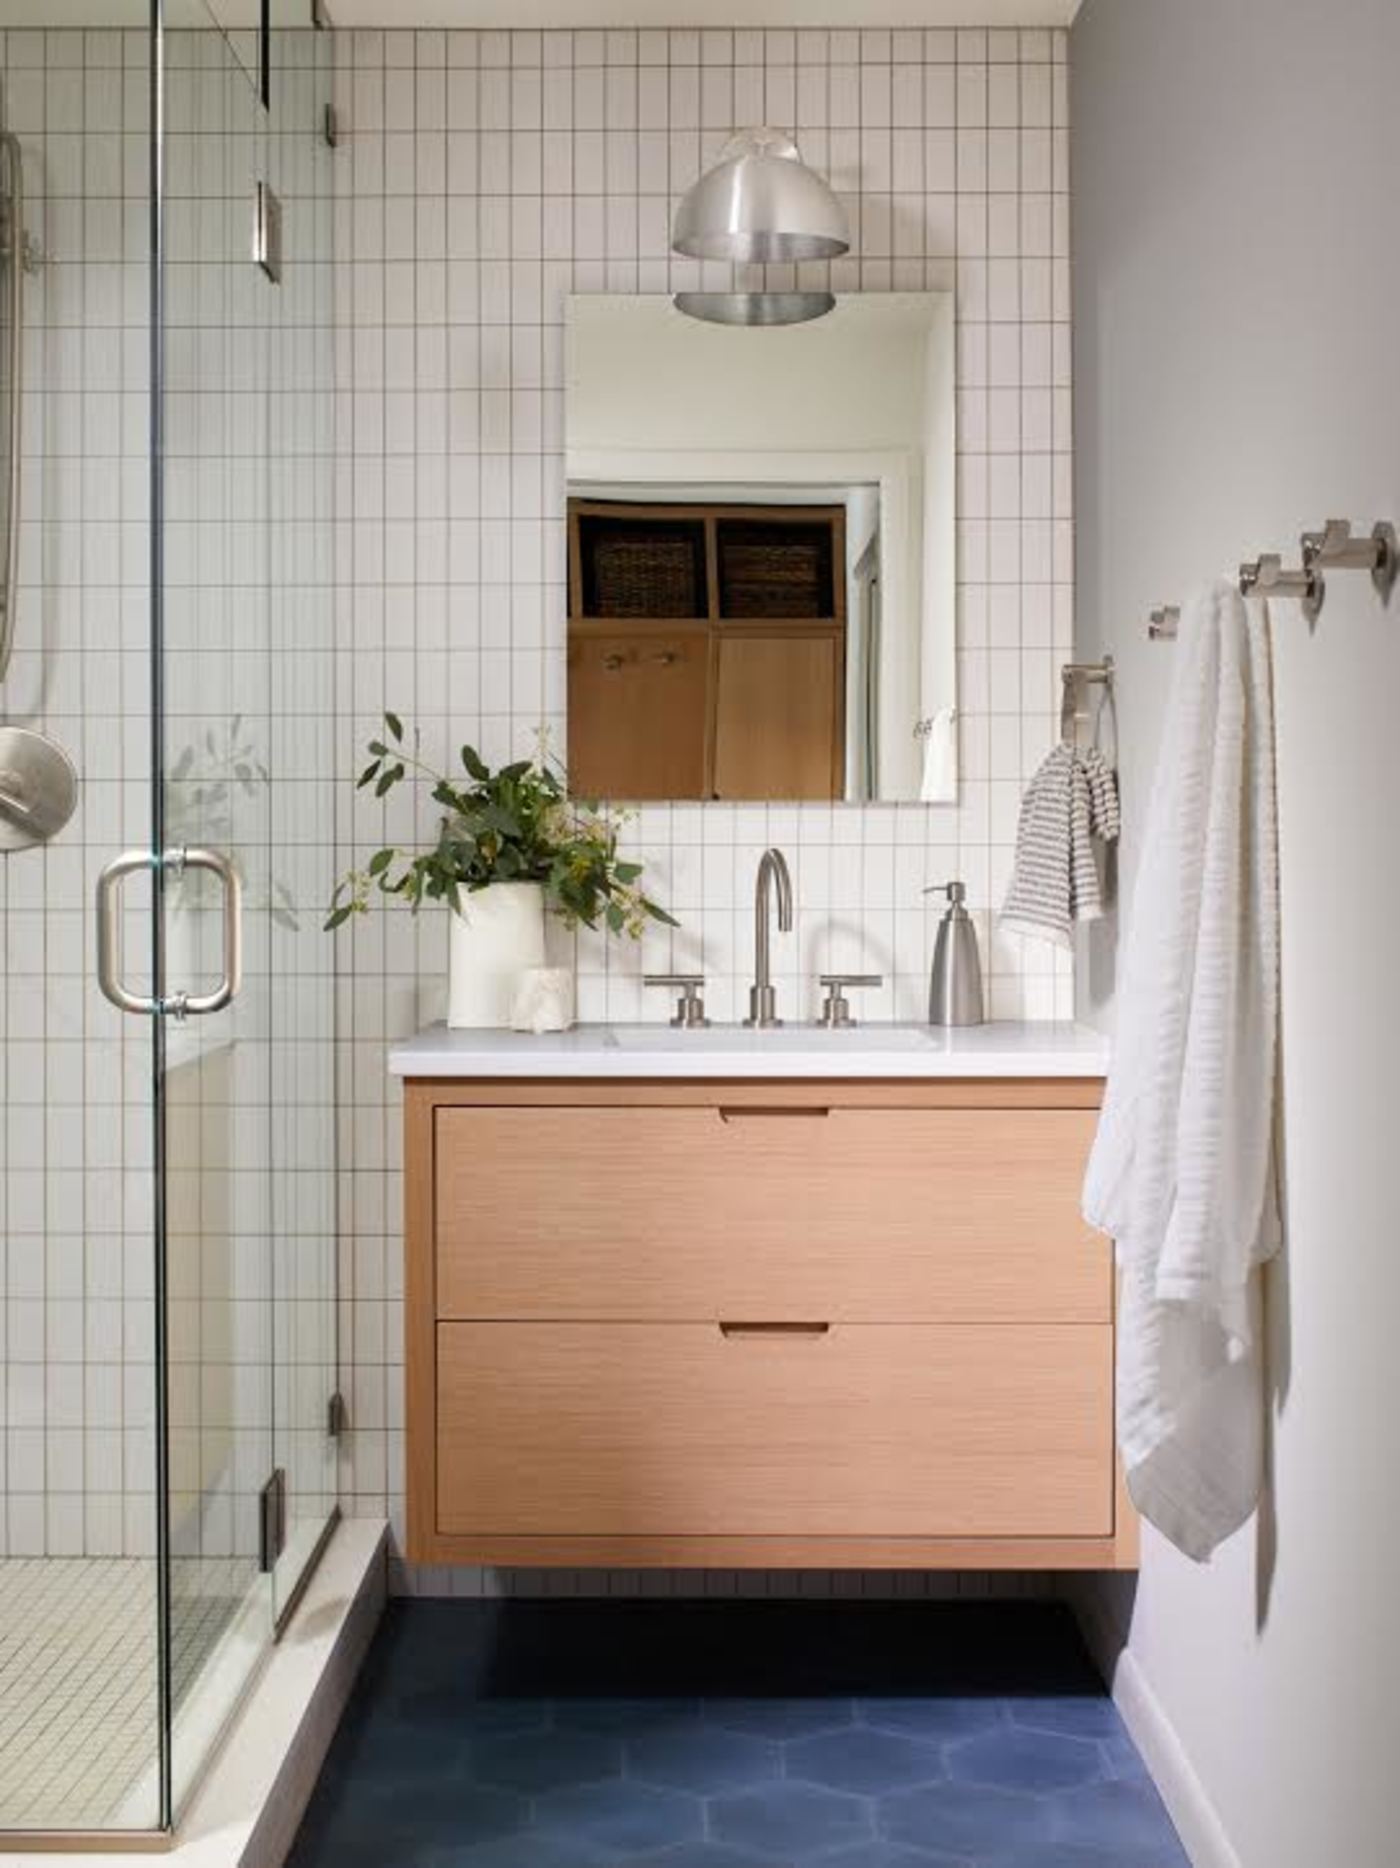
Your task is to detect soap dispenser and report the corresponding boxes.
[924,881,985,1027]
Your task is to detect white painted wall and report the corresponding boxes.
[1070,2,1400,1864]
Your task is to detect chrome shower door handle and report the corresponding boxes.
[96,849,159,1014]
[97,845,243,1017]
[172,846,243,1016]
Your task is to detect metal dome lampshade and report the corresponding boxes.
[671,128,848,326]
[672,128,849,264]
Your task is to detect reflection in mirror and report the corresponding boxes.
[565,294,956,805]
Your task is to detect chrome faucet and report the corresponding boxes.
[744,847,794,1028]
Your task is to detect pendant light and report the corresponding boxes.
[671,128,848,327]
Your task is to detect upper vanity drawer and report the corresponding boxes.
[434,1105,1109,1323]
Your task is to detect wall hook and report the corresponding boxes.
[1148,605,1180,640]
[1300,518,1397,603]
[1239,553,1324,623]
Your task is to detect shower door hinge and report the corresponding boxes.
[327,1391,348,1439]
[252,181,282,284]
[259,1467,287,1573]
[322,102,340,149]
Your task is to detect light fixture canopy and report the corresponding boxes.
[671,128,849,265]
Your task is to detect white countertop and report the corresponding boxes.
[390,1020,1109,1080]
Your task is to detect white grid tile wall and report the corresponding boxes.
[328,24,1076,1593]
[0,24,338,1570]
[0,27,157,1562]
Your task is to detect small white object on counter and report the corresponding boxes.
[390,1020,1109,1080]
[510,966,575,1034]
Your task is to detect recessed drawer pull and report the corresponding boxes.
[719,1320,831,1338]
[717,1107,831,1123]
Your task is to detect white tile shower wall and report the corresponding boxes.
[329,25,1076,1591]
[0,27,156,1561]
[0,25,339,1565]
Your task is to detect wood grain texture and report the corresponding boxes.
[435,1105,1110,1324]
[407,1531,1137,1572]
[404,1082,440,1563]
[567,625,712,800]
[402,1074,1133,1572]
[712,631,844,801]
[437,1321,1114,1541]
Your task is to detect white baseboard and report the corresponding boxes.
[1068,1583,1242,1868]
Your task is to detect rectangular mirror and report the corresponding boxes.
[565,293,956,805]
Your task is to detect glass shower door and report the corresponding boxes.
[265,9,339,1629]
[159,0,340,1808]
[159,8,278,1817]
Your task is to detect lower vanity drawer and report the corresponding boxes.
[435,1321,1114,1541]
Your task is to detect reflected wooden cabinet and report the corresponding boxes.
[713,633,844,801]
[567,628,710,800]
[567,499,846,801]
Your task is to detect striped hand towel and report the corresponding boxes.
[1001,741,1121,949]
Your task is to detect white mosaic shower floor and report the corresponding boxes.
[0,1556,251,1832]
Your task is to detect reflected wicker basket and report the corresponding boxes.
[592,537,700,618]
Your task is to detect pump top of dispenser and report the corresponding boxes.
[924,879,985,1027]
[928,880,968,907]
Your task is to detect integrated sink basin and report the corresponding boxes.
[606,1023,936,1054]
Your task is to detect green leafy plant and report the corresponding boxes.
[325,715,677,938]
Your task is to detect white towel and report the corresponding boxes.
[1084,579,1281,1562]
[919,707,958,804]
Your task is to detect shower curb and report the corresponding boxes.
[0,1520,388,1868]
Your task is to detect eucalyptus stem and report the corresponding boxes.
[325,715,677,939]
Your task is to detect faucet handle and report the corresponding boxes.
[644,973,710,1029]
[816,973,883,1029]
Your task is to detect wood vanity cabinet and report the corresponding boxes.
[404,1077,1137,1571]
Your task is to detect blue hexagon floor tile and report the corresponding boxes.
[786,1725,946,1795]
[881,1780,1052,1857]
[286,1601,1187,1868]
[860,1697,1006,1744]
[470,1726,622,1794]
[945,1727,1105,1794]
[535,1779,706,1854]
[710,1781,874,1854]
[626,1721,782,1794]
[1007,1696,1127,1741]
[820,1844,973,1868]
[628,1847,786,1868]
[705,1697,857,1741]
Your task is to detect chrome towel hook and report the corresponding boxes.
[1060,655,1114,746]
[1300,518,1397,602]
[1239,553,1324,623]
[1150,515,1396,638]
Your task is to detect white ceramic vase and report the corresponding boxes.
[447,881,547,1028]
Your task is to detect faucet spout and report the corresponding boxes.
[745,847,794,1029]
